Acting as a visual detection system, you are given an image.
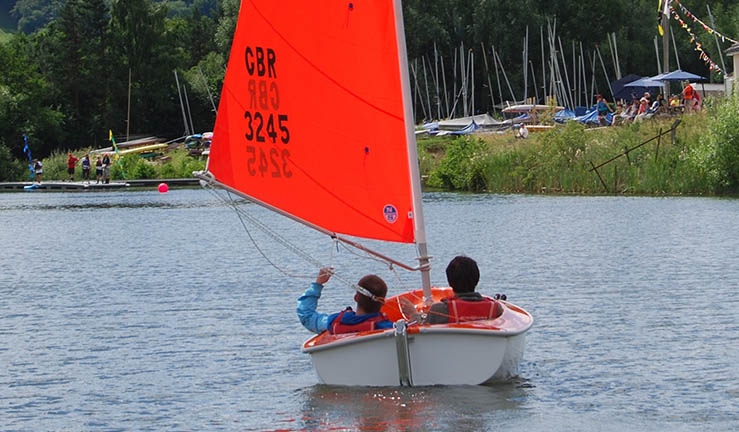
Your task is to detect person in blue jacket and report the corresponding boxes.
[297,267,394,334]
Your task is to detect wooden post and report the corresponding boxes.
[614,164,618,195]
[656,127,662,161]
[590,161,609,193]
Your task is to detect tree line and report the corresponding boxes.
[1,0,738,174]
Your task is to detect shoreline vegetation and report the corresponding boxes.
[418,96,739,196]
[4,96,739,197]
[3,147,206,184]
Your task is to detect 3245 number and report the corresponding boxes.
[244,111,289,144]
[244,110,292,178]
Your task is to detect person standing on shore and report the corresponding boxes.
[33,159,43,183]
[95,156,103,184]
[102,153,111,184]
[67,153,79,182]
[81,154,91,184]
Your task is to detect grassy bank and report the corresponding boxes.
[420,97,739,196]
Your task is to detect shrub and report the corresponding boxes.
[0,143,26,181]
[703,96,739,192]
[427,136,488,190]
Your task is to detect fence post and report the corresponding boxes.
[590,161,609,193]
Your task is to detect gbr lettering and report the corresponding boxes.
[243,46,291,179]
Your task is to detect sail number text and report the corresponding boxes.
[243,46,291,179]
[244,110,291,178]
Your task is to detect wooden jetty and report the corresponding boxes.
[0,178,200,191]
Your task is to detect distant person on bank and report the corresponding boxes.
[67,153,78,181]
[297,267,393,334]
[33,159,43,183]
[95,156,103,184]
[81,154,91,184]
[401,255,502,324]
[516,123,529,139]
[102,154,111,184]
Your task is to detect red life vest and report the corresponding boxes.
[330,310,389,334]
[444,296,501,323]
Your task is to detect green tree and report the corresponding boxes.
[0,34,65,158]
[109,0,186,137]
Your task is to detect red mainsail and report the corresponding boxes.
[209,0,416,243]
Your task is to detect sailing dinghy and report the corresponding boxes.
[196,0,533,386]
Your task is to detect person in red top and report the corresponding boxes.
[402,256,502,324]
[682,81,695,111]
[67,153,79,181]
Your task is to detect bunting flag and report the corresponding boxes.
[673,0,739,45]
[670,6,724,75]
[109,130,127,179]
[22,135,35,179]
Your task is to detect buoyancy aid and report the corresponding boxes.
[330,309,389,334]
[443,296,501,323]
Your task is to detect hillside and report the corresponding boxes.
[1,0,216,33]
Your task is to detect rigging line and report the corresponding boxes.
[214,188,319,267]
[206,185,371,296]
[336,240,412,297]
[222,188,314,279]
[204,185,315,275]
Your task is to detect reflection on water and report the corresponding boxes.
[1,190,738,431]
[293,381,528,431]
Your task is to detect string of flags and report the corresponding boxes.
[672,0,738,45]
[669,5,724,75]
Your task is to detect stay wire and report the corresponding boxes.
[204,185,368,294]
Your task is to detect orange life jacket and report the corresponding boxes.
[444,296,501,323]
[330,310,389,334]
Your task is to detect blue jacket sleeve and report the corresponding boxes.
[297,282,331,334]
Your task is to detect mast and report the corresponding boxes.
[126,68,132,142]
[393,0,431,300]
[174,70,190,136]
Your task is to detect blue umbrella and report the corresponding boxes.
[655,70,706,81]
[624,77,663,87]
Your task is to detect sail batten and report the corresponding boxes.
[210,0,417,244]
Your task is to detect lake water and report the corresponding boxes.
[1,189,738,431]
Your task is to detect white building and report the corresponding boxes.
[725,43,739,95]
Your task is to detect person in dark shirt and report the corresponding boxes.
[402,256,502,324]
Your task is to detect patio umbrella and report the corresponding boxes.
[655,70,706,81]
[624,77,663,88]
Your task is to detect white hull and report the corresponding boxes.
[302,298,532,386]
[306,329,526,386]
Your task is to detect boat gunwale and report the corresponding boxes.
[301,302,533,353]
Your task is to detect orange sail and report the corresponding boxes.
[209,0,416,243]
